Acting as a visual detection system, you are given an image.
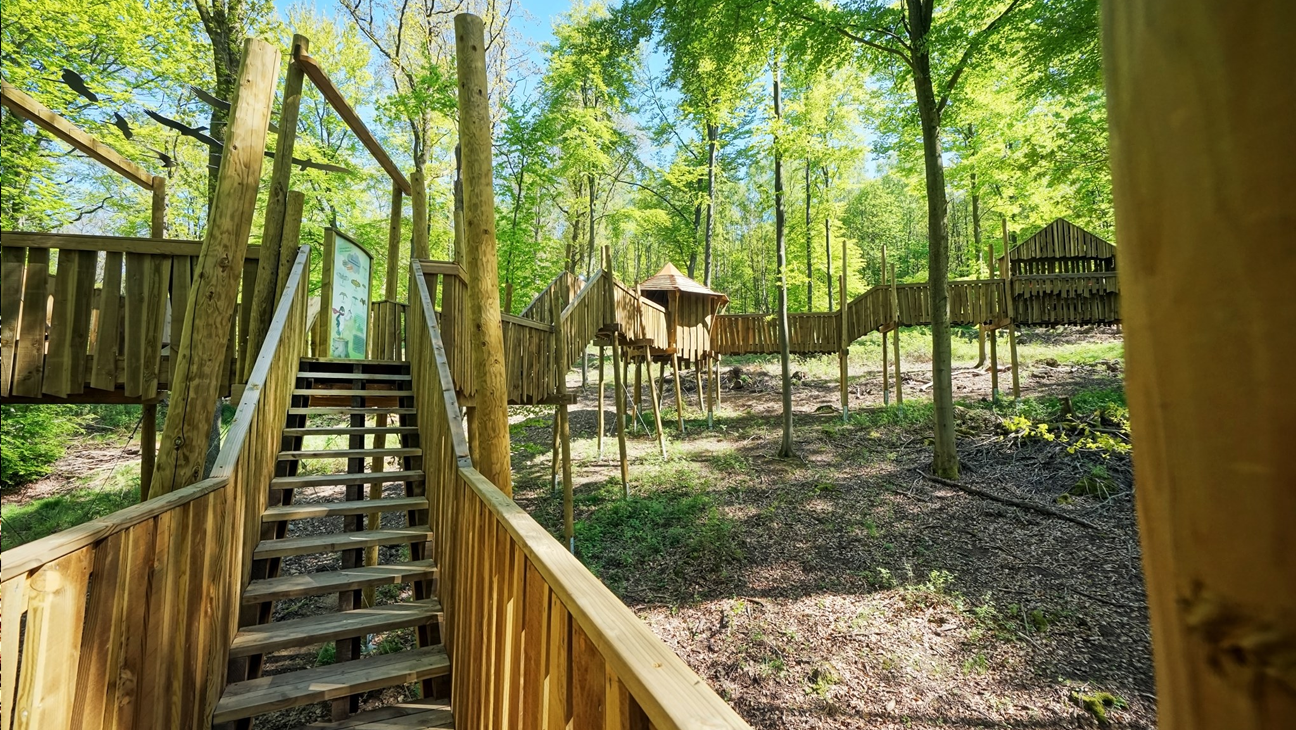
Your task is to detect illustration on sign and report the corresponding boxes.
[329,233,371,359]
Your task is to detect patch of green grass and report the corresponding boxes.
[573,474,741,598]
[710,449,750,473]
[806,664,840,697]
[316,642,336,666]
[848,401,936,429]
[961,652,989,675]
[1,470,140,550]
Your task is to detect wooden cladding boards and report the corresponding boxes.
[406,259,751,730]
[0,239,271,401]
[1008,219,1116,263]
[0,248,312,730]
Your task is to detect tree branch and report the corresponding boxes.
[936,0,1023,118]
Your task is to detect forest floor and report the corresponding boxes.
[510,324,1154,730]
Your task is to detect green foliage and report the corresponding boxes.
[1,405,88,488]
[1,470,139,549]
[573,473,742,597]
[1071,690,1126,727]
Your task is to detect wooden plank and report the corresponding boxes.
[89,251,123,391]
[211,645,449,723]
[69,529,124,729]
[228,599,442,658]
[252,527,432,559]
[280,425,417,437]
[0,578,27,730]
[269,469,423,489]
[547,591,572,729]
[0,248,26,395]
[295,53,411,195]
[261,495,428,521]
[122,252,145,398]
[241,559,438,604]
[0,232,264,258]
[105,521,156,728]
[11,549,93,730]
[41,249,80,396]
[140,254,171,399]
[573,624,607,728]
[168,254,191,382]
[277,447,420,460]
[0,82,153,189]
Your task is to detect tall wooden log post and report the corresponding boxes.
[412,165,429,260]
[838,232,849,420]
[890,262,903,407]
[553,296,574,551]
[275,191,306,297]
[242,34,308,383]
[150,38,278,495]
[1001,216,1020,399]
[456,13,511,495]
[140,175,166,500]
[596,345,605,458]
[605,247,629,495]
[1104,2,1296,727]
[645,344,666,458]
[881,245,890,406]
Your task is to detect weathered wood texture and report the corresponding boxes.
[407,255,751,729]
[1103,2,1296,728]
[0,246,311,730]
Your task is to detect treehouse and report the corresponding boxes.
[1004,218,1121,325]
[634,262,729,366]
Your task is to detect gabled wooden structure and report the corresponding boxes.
[1005,218,1116,275]
[636,262,728,365]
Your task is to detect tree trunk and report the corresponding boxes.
[972,171,986,368]
[804,158,813,310]
[587,172,596,277]
[909,1,959,479]
[703,120,718,287]
[823,167,833,311]
[773,64,793,458]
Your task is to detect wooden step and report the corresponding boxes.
[282,426,417,437]
[229,599,442,658]
[301,357,410,368]
[279,448,421,460]
[298,699,454,728]
[254,528,432,559]
[262,496,428,522]
[243,560,438,604]
[297,371,411,381]
[293,389,415,397]
[211,645,450,724]
[288,407,417,416]
[271,469,424,490]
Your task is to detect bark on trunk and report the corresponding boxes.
[805,158,813,311]
[773,64,794,458]
[703,121,718,287]
[824,167,833,311]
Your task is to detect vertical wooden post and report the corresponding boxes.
[633,355,642,432]
[275,190,305,298]
[645,345,666,458]
[881,245,889,406]
[552,295,573,551]
[1001,216,1020,400]
[316,228,338,354]
[605,247,629,495]
[714,354,722,407]
[412,165,429,260]
[989,326,999,403]
[386,182,404,302]
[243,34,308,382]
[693,362,705,411]
[140,175,166,500]
[596,345,605,458]
[456,13,511,495]
[151,38,279,495]
[671,352,685,433]
[890,262,902,407]
[839,270,848,420]
[1104,3,1296,726]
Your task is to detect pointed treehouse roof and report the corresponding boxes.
[635,262,729,305]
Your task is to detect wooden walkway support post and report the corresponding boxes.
[243,34,309,382]
[881,245,890,406]
[150,38,279,495]
[456,13,511,495]
[989,325,999,403]
[1001,217,1020,399]
[645,345,666,458]
[839,269,848,420]
[553,296,574,551]
[1104,2,1296,726]
[891,262,903,407]
[671,352,685,433]
[140,175,166,500]
[604,247,629,495]
[596,345,605,457]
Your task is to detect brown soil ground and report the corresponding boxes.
[510,326,1154,729]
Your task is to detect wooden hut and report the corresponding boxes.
[1005,218,1116,275]
[636,262,728,364]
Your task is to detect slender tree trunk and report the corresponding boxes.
[972,171,986,367]
[688,202,701,278]
[587,172,596,277]
[703,120,718,287]
[804,158,813,310]
[909,2,959,479]
[773,63,793,458]
[823,167,833,311]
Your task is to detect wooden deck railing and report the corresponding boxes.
[0,246,313,730]
[0,231,272,401]
[407,260,751,729]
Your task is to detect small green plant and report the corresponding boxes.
[316,642,336,666]
[1071,690,1126,727]
[961,653,989,675]
[710,450,749,473]
[873,567,897,589]
[1,404,88,488]
[806,664,840,697]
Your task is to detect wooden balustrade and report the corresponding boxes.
[368,299,407,360]
[0,246,313,730]
[519,271,580,323]
[407,260,751,729]
[0,232,272,401]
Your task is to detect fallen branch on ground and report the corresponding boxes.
[918,471,1101,531]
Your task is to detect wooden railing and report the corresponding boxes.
[519,270,581,323]
[713,311,842,355]
[407,260,751,729]
[0,246,313,730]
[612,280,670,347]
[0,232,271,401]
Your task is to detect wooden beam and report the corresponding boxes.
[150,38,280,496]
[1103,1,1296,727]
[244,33,310,382]
[295,52,412,196]
[0,232,272,259]
[419,260,468,280]
[456,13,511,496]
[0,81,154,190]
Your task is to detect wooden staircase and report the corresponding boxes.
[213,358,453,728]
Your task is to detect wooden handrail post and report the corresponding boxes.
[243,34,309,382]
[1001,216,1020,399]
[456,13,511,496]
[151,38,279,495]
[1104,2,1296,726]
